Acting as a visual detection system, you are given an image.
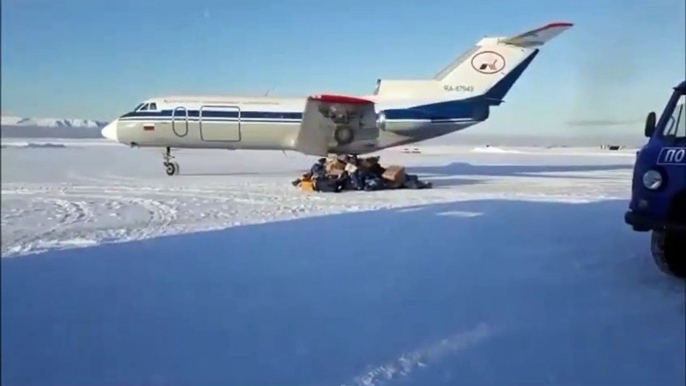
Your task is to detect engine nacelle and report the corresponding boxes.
[472,104,490,121]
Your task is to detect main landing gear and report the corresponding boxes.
[163,147,180,176]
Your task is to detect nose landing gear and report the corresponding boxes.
[165,162,180,176]
[163,147,180,176]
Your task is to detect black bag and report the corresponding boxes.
[314,178,341,193]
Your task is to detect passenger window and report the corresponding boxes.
[148,103,157,110]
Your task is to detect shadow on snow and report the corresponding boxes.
[408,162,633,181]
[1,198,683,386]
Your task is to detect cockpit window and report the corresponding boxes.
[131,102,157,113]
[663,95,685,139]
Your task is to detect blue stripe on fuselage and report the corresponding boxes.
[120,110,302,120]
[382,96,485,120]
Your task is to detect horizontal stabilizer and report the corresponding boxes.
[499,22,574,48]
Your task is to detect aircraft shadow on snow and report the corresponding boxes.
[408,162,634,187]
[175,162,632,189]
[180,170,309,177]
[2,198,684,386]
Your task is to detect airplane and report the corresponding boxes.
[100,21,573,176]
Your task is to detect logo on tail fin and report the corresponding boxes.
[471,51,506,74]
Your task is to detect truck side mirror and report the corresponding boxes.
[644,111,656,138]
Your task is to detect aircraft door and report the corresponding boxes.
[199,105,241,142]
[171,107,189,137]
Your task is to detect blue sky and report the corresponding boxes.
[2,0,684,135]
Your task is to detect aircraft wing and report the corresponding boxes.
[295,94,377,156]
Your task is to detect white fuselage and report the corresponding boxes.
[103,94,480,154]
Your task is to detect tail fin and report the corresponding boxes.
[435,22,573,102]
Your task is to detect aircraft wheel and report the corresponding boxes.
[164,162,179,176]
[334,127,354,146]
[650,230,686,278]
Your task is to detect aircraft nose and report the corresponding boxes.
[101,119,119,142]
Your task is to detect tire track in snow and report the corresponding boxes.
[124,196,178,240]
[42,193,180,242]
[2,186,178,256]
[339,323,493,386]
[1,182,348,257]
[2,197,92,256]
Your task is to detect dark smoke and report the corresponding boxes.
[568,12,641,126]
[565,118,645,127]
[562,1,686,142]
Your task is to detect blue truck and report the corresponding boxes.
[625,80,686,278]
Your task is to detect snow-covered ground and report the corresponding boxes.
[1,138,684,386]
[1,139,637,257]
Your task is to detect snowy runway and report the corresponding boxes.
[1,140,635,257]
[3,139,684,386]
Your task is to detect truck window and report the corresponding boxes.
[663,96,685,139]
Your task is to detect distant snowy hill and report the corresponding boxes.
[1,116,108,129]
[1,116,109,139]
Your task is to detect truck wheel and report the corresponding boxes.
[334,127,354,146]
[650,230,686,278]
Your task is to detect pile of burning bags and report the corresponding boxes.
[292,155,433,193]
